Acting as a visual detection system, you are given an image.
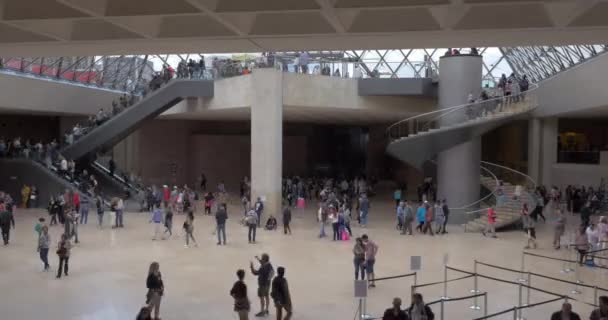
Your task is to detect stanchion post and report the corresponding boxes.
[471,260,480,293]
[470,272,481,310]
[483,292,488,317]
[517,253,527,282]
[571,263,581,295]
[440,299,445,320]
[517,283,525,320]
[414,272,418,286]
[441,265,449,299]
[594,286,598,304]
[513,307,517,320]
[526,273,531,306]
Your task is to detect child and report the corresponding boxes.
[34,217,46,236]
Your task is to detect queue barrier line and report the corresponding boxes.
[412,274,475,289]
[476,260,608,292]
[472,296,565,320]
[374,272,417,282]
[524,251,608,271]
[427,292,487,306]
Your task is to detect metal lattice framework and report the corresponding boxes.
[501,45,608,83]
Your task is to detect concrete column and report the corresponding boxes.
[527,118,542,183]
[540,117,558,187]
[250,69,283,217]
[436,55,482,207]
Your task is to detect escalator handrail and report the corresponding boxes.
[92,161,143,193]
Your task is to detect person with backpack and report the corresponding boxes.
[271,267,293,320]
[246,207,258,243]
[250,253,274,317]
[56,233,71,279]
[230,269,250,320]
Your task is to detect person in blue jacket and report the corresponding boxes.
[415,201,426,233]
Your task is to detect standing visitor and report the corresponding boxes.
[318,204,327,238]
[590,296,608,320]
[362,234,378,288]
[422,203,434,236]
[151,203,163,240]
[271,267,293,320]
[434,201,445,235]
[250,253,274,317]
[359,194,369,228]
[254,197,264,227]
[146,262,164,320]
[382,297,408,320]
[68,208,79,244]
[56,233,71,279]
[407,293,434,320]
[115,197,124,228]
[246,207,258,244]
[282,205,292,235]
[550,302,581,320]
[183,210,198,248]
[482,206,497,238]
[553,209,566,249]
[37,225,50,271]
[353,237,366,280]
[230,269,250,320]
[396,201,405,233]
[204,192,214,215]
[575,226,590,265]
[216,203,228,245]
[331,205,340,241]
[163,208,173,239]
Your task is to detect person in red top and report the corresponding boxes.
[72,191,80,212]
[482,206,497,238]
[422,204,434,236]
[162,185,170,208]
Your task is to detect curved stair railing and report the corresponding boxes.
[463,161,537,232]
[386,83,539,141]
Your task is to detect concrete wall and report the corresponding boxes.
[536,52,608,118]
[0,72,120,115]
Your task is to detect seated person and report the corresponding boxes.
[265,215,277,230]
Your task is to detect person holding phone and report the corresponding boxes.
[250,253,274,317]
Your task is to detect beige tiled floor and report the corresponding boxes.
[1,199,606,320]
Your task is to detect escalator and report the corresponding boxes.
[61,79,214,161]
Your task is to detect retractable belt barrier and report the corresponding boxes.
[373,272,417,282]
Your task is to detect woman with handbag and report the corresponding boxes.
[146,262,164,320]
[56,233,71,279]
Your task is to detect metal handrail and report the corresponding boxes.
[451,165,499,211]
[480,161,537,190]
[386,82,539,140]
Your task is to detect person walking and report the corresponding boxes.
[522,203,537,249]
[396,201,405,233]
[216,203,228,245]
[403,201,414,235]
[146,262,164,320]
[68,208,79,244]
[422,203,434,236]
[230,269,250,320]
[441,199,449,234]
[115,197,124,228]
[482,206,497,238]
[79,194,89,224]
[204,192,214,215]
[56,233,71,279]
[434,201,445,234]
[415,202,425,233]
[37,225,50,271]
[318,204,327,238]
[250,253,274,317]
[353,237,366,280]
[0,204,13,245]
[382,297,408,320]
[254,197,264,227]
[246,207,258,244]
[183,210,198,248]
[362,234,378,288]
[271,267,293,320]
[95,195,104,228]
[151,203,163,240]
[162,208,173,239]
[282,206,291,235]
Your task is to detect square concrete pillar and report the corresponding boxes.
[540,117,558,186]
[250,69,283,217]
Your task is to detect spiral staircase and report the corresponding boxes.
[386,85,540,229]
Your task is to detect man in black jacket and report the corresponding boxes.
[383,297,408,320]
[550,302,581,320]
[215,204,228,245]
[441,199,449,234]
[271,266,292,320]
[0,201,14,245]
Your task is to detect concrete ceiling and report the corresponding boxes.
[1,0,608,56]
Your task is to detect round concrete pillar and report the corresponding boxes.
[437,55,482,208]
